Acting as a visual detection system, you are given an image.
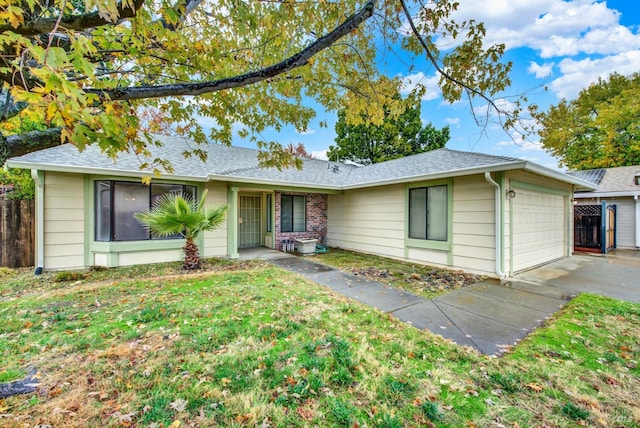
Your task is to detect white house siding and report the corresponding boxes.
[616,198,637,249]
[328,177,498,275]
[202,181,229,257]
[118,249,183,266]
[44,172,85,269]
[451,175,497,275]
[327,184,405,259]
[406,247,449,266]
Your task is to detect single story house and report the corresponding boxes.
[6,135,594,277]
[570,166,640,251]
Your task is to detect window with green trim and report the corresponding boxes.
[409,185,448,241]
[280,195,305,232]
[95,181,196,242]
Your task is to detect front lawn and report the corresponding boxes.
[315,249,484,298]
[0,260,638,427]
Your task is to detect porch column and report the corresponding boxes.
[31,170,45,274]
[635,195,640,248]
[227,186,239,259]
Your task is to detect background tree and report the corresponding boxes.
[0,0,515,171]
[134,190,228,270]
[328,94,449,164]
[284,143,313,159]
[536,72,640,170]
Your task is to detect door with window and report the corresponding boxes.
[239,195,262,248]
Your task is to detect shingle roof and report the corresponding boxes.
[345,148,523,187]
[7,134,592,190]
[573,166,640,194]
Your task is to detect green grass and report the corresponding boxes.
[0,256,638,427]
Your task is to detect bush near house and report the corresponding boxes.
[0,168,34,201]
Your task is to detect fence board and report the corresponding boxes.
[0,199,35,267]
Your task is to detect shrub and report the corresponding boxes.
[53,271,88,282]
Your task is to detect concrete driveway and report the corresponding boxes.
[513,250,640,303]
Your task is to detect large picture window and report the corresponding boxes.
[281,195,305,232]
[409,185,448,241]
[95,181,196,242]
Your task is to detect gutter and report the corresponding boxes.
[5,161,210,183]
[574,190,640,198]
[484,172,507,279]
[30,170,44,275]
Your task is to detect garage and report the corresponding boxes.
[511,188,567,272]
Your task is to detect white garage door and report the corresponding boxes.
[512,189,566,272]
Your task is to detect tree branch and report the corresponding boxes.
[397,0,508,118]
[85,0,375,101]
[1,0,146,36]
[162,0,207,30]
[3,128,63,159]
[0,368,39,399]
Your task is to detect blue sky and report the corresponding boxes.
[234,0,640,170]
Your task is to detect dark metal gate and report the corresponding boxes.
[574,202,616,253]
[574,204,601,251]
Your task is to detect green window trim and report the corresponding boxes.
[94,180,197,242]
[84,176,205,267]
[404,178,453,256]
[266,193,273,233]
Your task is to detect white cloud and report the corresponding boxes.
[433,1,640,58]
[495,134,544,152]
[311,149,328,160]
[297,128,316,136]
[548,50,640,99]
[400,71,441,101]
[445,117,460,126]
[472,98,519,120]
[528,61,554,78]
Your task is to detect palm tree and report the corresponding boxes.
[135,189,228,270]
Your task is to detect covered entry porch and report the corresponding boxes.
[226,185,330,258]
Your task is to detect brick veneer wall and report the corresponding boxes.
[275,191,327,251]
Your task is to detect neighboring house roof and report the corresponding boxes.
[6,134,595,190]
[568,169,606,186]
[572,166,640,197]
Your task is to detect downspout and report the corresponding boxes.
[30,169,44,275]
[484,172,507,279]
[635,195,640,248]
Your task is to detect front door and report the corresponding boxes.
[239,195,261,248]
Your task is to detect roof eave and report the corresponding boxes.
[522,162,597,190]
[574,190,640,198]
[5,160,209,182]
[208,174,343,191]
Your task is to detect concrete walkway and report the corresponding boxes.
[265,254,570,356]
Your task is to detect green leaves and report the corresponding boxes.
[537,72,640,170]
[2,0,515,170]
[328,93,450,165]
[135,189,228,241]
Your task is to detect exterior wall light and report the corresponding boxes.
[505,187,516,199]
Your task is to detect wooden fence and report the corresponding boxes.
[0,199,35,268]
